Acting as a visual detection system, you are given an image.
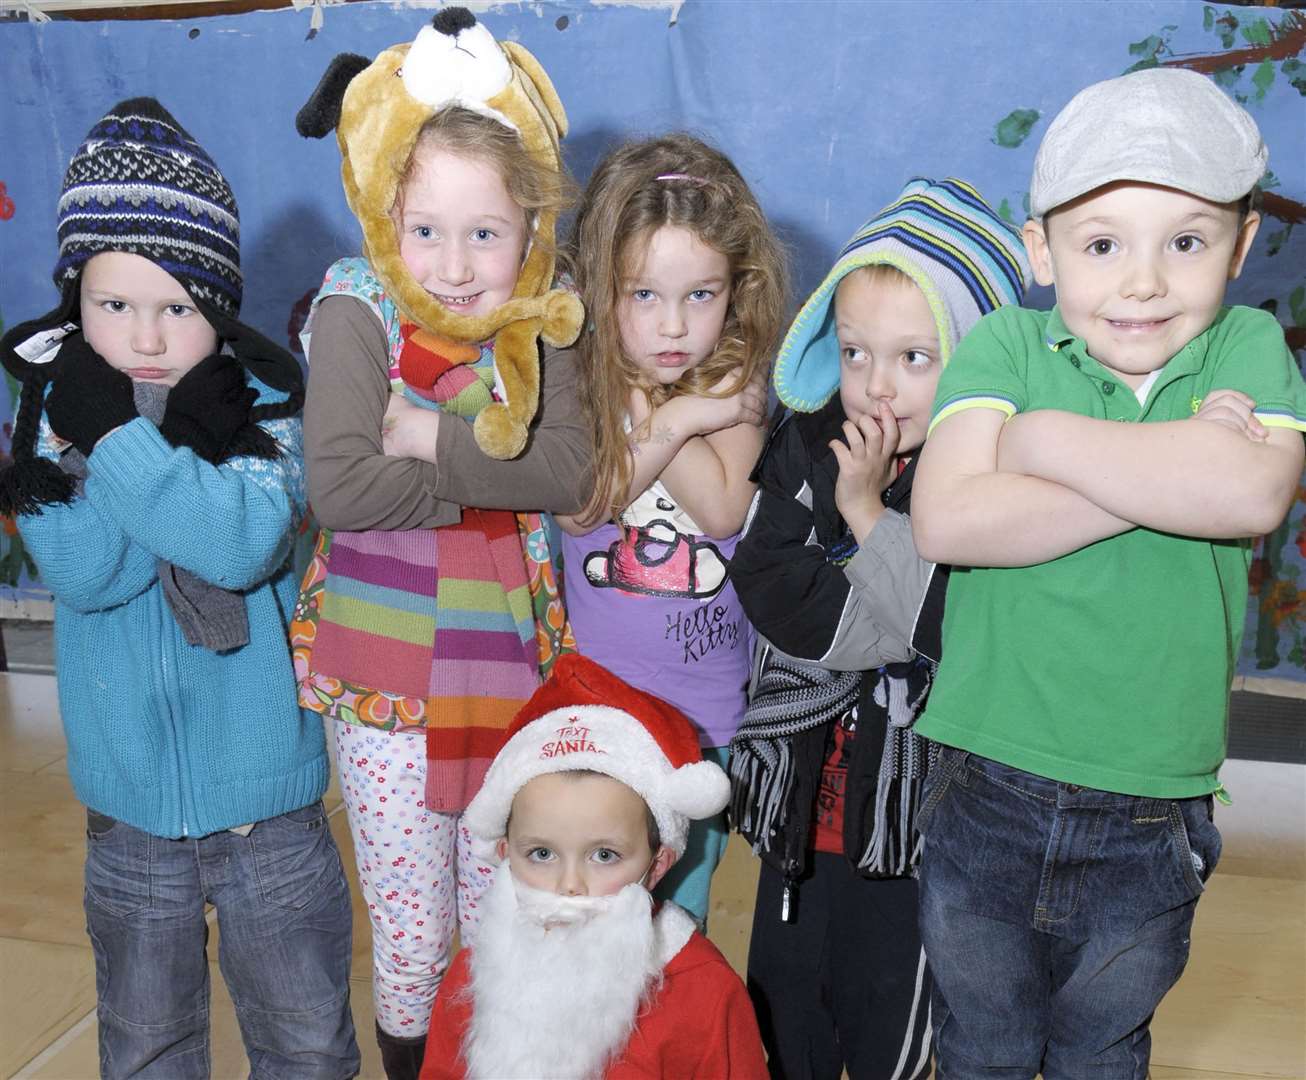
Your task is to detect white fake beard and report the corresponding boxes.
[461,863,663,1079]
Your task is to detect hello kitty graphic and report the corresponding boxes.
[582,483,728,600]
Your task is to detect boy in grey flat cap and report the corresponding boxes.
[911,67,1306,1076]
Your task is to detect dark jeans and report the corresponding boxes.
[916,748,1221,1080]
[748,856,932,1079]
[84,803,361,1080]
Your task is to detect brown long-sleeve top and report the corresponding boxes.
[303,294,592,531]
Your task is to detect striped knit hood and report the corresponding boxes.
[773,177,1030,413]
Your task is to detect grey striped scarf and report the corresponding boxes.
[728,641,860,855]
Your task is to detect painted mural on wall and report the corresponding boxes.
[1,0,1303,678]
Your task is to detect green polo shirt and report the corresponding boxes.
[918,304,1306,798]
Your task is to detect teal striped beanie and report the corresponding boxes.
[774,177,1031,412]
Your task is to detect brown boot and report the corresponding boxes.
[375,1021,427,1080]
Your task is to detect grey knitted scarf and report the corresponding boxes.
[58,381,249,652]
[728,641,861,855]
[729,640,937,878]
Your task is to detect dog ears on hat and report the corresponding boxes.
[295,6,493,140]
[295,52,371,138]
[500,39,569,140]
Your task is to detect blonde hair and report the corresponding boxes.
[396,106,575,260]
[567,133,788,523]
[842,263,914,291]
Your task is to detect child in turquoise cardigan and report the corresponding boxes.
[0,98,359,1080]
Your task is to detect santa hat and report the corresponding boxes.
[463,655,730,860]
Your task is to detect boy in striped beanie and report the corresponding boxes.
[0,98,359,1078]
[1,97,306,517]
[729,177,1029,1078]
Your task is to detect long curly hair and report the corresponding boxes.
[566,133,787,524]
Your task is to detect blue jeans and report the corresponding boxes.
[916,748,1220,1080]
[84,803,361,1080]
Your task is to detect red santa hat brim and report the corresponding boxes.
[462,655,730,860]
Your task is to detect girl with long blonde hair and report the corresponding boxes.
[558,132,787,922]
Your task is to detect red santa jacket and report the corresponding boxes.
[420,922,768,1078]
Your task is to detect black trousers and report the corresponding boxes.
[747,855,933,1080]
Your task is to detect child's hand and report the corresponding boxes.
[830,402,899,539]
[161,354,258,463]
[381,394,441,462]
[726,364,769,429]
[1192,389,1268,442]
[46,335,138,456]
[688,366,768,435]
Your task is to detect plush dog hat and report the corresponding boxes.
[296,7,584,459]
[463,654,731,861]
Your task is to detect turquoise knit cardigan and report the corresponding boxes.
[17,382,327,837]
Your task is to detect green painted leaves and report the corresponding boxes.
[993,109,1040,148]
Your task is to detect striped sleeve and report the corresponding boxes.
[1212,308,1306,434]
[928,306,1030,435]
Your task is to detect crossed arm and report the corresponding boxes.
[913,399,1303,568]
[20,417,301,609]
[556,368,766,540]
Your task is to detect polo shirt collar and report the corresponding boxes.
[1041,304,1215,383]
[1044,305,1077,351]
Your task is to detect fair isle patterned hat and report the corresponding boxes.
[774,177,1031,413]
[463,655,730,861]
[4,95,302,398]
[56,97,243,318]
[0,97,302,518]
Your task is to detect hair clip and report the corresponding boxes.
[655,173,709,186]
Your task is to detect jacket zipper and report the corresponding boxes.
[781,876,797,923]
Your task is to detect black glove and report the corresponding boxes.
[45,334,138,457]
[160,353,258,464]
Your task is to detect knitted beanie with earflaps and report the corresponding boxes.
[773,177,1032,413]
[0,97,304,517]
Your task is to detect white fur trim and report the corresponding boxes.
[660,760,731,820]
[463,704,725,859]
[402,20,511,110]
[441,98,520,137]
[652,902,698,968]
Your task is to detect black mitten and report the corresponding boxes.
[45,334,139,457]
[160,354,258,464]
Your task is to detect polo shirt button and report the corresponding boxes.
[1070,357,1081,368]
[1102,382,1115,395]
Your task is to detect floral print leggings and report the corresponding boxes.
[334,722,494,1037]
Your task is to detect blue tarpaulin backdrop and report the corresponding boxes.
[1,1,1304,676]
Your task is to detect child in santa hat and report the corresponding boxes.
[419,653,767,1079]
